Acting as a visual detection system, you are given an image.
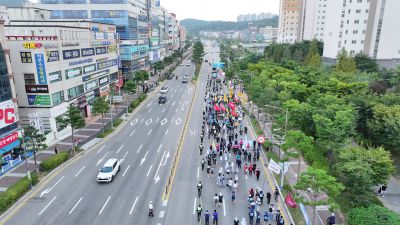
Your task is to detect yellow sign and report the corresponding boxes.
[23,42,42,49]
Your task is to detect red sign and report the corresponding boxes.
[258,136,265,143]
[0,100,16,129]
[285,193,298,208]
[0,132,19,149]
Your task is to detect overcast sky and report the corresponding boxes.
[160,0,279,21]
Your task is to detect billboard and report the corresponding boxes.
[27,95,51,106]
[35,54,47,84]
[0,100,17,129]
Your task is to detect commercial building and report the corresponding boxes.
[148,0,166,64]
[259,26,278,42]
[0,13,20,163]
[178,25,186,49]
[277,0,304,43]
[166,13,179,53]
[4,20,119,143]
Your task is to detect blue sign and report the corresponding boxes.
[69,58,93,66]
[212,62,225,69]
[35,54,47,84]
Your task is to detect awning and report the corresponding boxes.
[0,139,20,155]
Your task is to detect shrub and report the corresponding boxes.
[266,151,279,162]
[138,94,147,101]
[39,152,69,172]
[113,118,123,127]
[0,172,39,213]
[97,128,114,138]
[348,204,400,225]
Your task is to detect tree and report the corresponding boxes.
[91,96,110,132]
[348,204,400,225]
[153,61,165,74]
[192,41,204,65]
[57,105,85,153]
[295,167,344,225]
[335,48,357,73]
[123,80,136,94]
[354,53,379,73]
[23,125,47,171]
[305,39,322,70]
[134,70,149,92]
[336,145,394,208]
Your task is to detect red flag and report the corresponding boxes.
[220,104,225,112]
[285,193,298,208]
[214,104,220,111]
[231,110,237,117]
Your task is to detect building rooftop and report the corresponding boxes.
[0,0,33,8]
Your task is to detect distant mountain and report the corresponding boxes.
[180,17,278,34]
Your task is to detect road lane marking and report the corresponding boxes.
[130,118,138,126]
[147,165,153,176]
[137,144,143,153]
[172,101,176,106]
[96,152,109,166]
[145,119,152,126]
[148,108,152,113]
[129,196,139,215]
[223,199,226,216]
[154,151,167,184]
[148,129,152,135]
[197,166,200,178]
[170,117,174,123]
[99,196,111,215]
[162,108,166,112]
[41,176,64,197]
[141,151,149,165]
[161,118,167,126]
[140,118,144,123]
[156,117,159,123]
[193,198,196,215]
[159,211,165,218]
[116,144,124,154]
[175,108,178,112]
[68,197,83,214]
[38,196,57,216]
[157,144,162,153]
[162,200,168,206]
[122,165,131,177]
[121,151,129,161]
[148,102,152,107]
[130,129,136,136]
[165,129,168,136]
[97,145,105,154]
[74,166,86,177]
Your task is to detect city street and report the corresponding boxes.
[2,57,197,225]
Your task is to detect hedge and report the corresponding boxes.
[39,152,69,172]
[113,118,123,127]
[0,172,39,213]
[97,128,114,138]
[348,204,400,225]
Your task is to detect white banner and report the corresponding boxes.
[268,159,281,174]
[279,162,290,174]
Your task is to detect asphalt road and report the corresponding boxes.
[3,55,197,225]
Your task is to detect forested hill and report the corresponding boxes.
[180,17,278,34]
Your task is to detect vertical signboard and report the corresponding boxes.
[35,54,47,84]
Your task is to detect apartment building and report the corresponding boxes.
[166,13,179,53]
[148,0,166,63]
[277,0,304,43]
[4,20,119,142]
[178,25,186,49]
[323,0,400,67]
[301,0,327,41]
[259,26,278,42]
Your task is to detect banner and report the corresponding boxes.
[0,100,16,129]
[268,159,281,174]
[285,193,298,208]
[35,54,47,84]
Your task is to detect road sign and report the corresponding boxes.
[257,135,265,143]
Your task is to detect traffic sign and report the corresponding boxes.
[257,136,265,143]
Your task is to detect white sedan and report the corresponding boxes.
[160,86,169,94]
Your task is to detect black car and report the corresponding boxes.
[159,94,167,104]
[166,73,175,80]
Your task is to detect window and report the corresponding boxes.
[52,91,65,106]
[65,67,82,79]
[356,9,361,13]
[67,84,84,99]
[352,40,357,44]
[24,74,35,85]
[20,52,32,63]
[354,20,359,24]
[353,30,358,34]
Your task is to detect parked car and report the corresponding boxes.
[186,63,191,66]
[166,73,174,80]
[97,158,120,183]
[159,94,167,104]
[160,86,169,94]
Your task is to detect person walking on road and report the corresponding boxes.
[197,204,203,221]
[266,192,272,204]
[241,218,247,225]
[249,208,255,225]
[255,168,261,181]
[213,210,219,225]
[205,210,210,225]
[274,187,280,202]
[148,201,154,217]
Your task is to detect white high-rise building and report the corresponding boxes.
[301,0,327,41]
[277,0,304,43]
[322,0,400,68]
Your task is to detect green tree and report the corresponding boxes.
[305,39,322,70]
[153,61,165,74]
[57,105,85,153]
[354,53,379,73]
[192,41,204,65]
[348,204,400,225]
[335,48,357,73]
[23,125,47,171]
[91,96,110,132]
[134,70,149,92]
[295,167,344,225]
[123,80,136,94]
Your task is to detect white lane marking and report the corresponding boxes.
[97,145,105,154]
[175,108,178,113]
[116,144,124,154]
[148,108,152,113]
[41,176,64,197]
[156,117,159,123]
[74,166,86,177]
[69,197,83,214]
[157,144,162,153]
[148,129,152,135]
[172,101,176,106]
[165,129,169,136]
[121,151,129,161]
[193,198,197,215]
[147,164,153,176]
[141,151,149,165]
[122,165,131,177]
[159,211,165,218]
[161,118,167,126]
[147,102,152,107]
[140,118,144,123]
[99,196,111,215]
[175,118,182,125]
[130,118,138,126]
[162,108,166,113]
[130,129,136,136]
[129,196,139,215]
[145,119,152,126]
[137,144,143,153]
[162,200,168,206]
[197,166,199,178]
[223,199,226,216]
[96,152,109,166]
[38,196,57,216]
[170,117,174,123]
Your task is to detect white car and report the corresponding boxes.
[179,63,184,66]
[97,158,120,183]
[160,86,169,94]
[186,63,191,66]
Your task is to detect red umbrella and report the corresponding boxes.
[228,102,235,109]
[285,193,298,208]
[231,110,237,117]
[214,104,220,111]
[220,103,226,111]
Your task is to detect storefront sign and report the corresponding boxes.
[0,132,19,149]
[48,71,62,83]
[0,100,16,129]
[96,47,107,55]
[25,85,49,93]
[45,51,59,62]
[81,48,95,57]
[99,84,110,97]
[34,54,47,84]
[66,67,82,79]
[62,42,79,47]
[96,57,108,62]
[23,42,42,49]
[82,69,109,82]
[98,76,109,85]
[63,49,80,60]
[85,91,95,103]
[85,80,98,91]
[69,58,93,66]
[83,64,96,74]
[91,41,112,47]
[97,59,118,70]
[27,95,51,106]
[43,43,59,49]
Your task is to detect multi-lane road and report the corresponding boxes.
[1,44,289,225]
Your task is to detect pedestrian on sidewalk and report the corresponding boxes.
[255,211,261,225]
[255,168,261,181]
[327,213,336,225]
[54,147,58,154]
[231,191,236,204]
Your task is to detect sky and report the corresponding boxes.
[160,0,279,21]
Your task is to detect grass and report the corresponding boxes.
[113,118,123,127]
[97,128,115,138]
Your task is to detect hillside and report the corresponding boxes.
[180,17,278,34]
